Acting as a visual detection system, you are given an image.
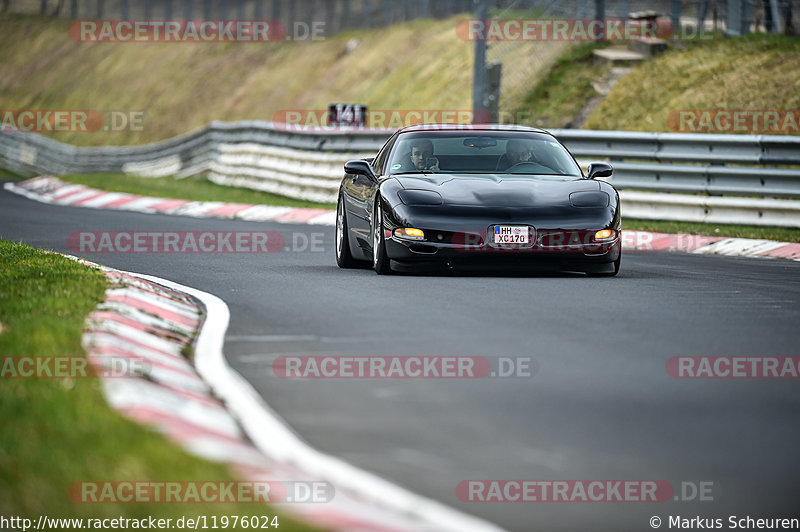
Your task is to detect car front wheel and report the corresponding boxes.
[335,194,358,268]
[372,199,392,275]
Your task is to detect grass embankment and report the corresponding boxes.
[583,34,800,133]
[0,166,25,180]
[513,34,800,133]
[0,13,558,146]
[512,42,613,129]
[0,241,317,530]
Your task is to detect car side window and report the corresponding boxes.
[372,136,397,176]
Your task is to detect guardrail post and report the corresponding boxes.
[472,0,488,124]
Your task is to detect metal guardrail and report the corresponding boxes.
[1,121,799,226]
[551,129,800,164]
[0,121,392,177]
[551,129,800,199]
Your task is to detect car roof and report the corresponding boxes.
[396,123,551,135]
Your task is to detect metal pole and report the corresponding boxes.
[769,0,782,33]
[671,0,681,35]
[698,0,709,34]
[383,0,392,26]
[741,0,751,34]
[341,0,350,30]
[472,0,488,123]
[272,0,280,26]
[620,0,630,19]
[485,61,502,123]
[362,0,371,28]
[726,0,742,35]
[595,0,605,40]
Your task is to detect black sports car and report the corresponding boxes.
[335,124,621,276]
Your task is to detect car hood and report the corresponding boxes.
[392,173,599,207]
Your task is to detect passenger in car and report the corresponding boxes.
[496,139,533,170]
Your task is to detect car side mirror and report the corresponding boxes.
[587,162,613,179]
[344,159,378,182]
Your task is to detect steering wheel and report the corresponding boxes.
[506,161,544,172]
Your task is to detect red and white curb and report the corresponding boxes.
[6,176,799,261]
[623,231,800,261]
[67,254,504,532]
[4,176,335,226]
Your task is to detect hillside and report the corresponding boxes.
[0,13,564,146]
[583,34,800,134]
[505,34,800,135]
[2,14,798,145]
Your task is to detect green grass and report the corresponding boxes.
[0,240,319,530]
[512,34,800,134]
[58,173,336,210]
[513,42,613,129]
[623,218,800,242]
[0,13,565,146]
[584,34,800,133]
[0,166,26,180]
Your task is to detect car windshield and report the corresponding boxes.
[387,131,582,178]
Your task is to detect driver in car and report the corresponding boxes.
[403,139,440,171]
[497,139,533,170]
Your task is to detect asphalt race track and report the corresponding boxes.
[2,182,799,531]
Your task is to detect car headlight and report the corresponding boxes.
[397,189,443,206]
[394,228,426,241]
[593,229,615,241]
[569,191,609,208]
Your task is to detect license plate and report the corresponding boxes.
[493,225,529,244]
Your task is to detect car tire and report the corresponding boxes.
[372,198,392,275]
[335,193,358,268]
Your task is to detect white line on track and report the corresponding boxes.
[132,272,506,532]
